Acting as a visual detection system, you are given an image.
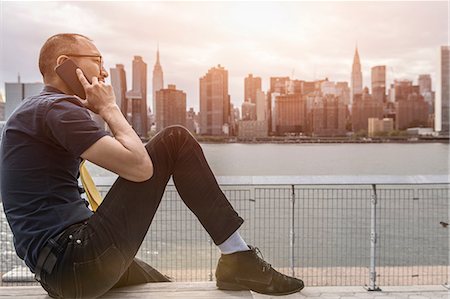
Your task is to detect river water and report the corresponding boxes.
[87,142,449,176]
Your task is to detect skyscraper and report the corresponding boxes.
[155,84,186,132]
[244,74,262,104]
[351,46,363,104]
[110,64,128,118]
[436,46,450,134]
[390,80,429,130]
[152,45,164,120]
[275,93,306,134]
[351,87,384,133]
[418,74,434,113]
[267,77,290,134]
[126,56,148,138]
[395,93,429,130]
[199,65,230,135]
[241,100,256,121]
[320,81,337,96]
[336,82,351,105]
[256,89,266,121]
[311,95,347,136]
[418,74,432,95]
[270,77,290,94]
[371,66,386,103]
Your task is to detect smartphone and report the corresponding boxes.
[55,59,89,99]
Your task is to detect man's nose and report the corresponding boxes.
[101,66,109,79]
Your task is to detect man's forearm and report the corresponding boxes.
[99,104,149,159]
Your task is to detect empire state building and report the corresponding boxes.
[152,45,164,118]
[351,46,363,104]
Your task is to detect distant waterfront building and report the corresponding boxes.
[436,46,450,134]
[268,92,279,134]
[389,79,429,130]
[391,80,418,102]
[351,88,384,133]
[368,118,394,137]
[406,127,434,136]
[237,89,269,137]
[395,93,429,130]
[336,82,351,106]
[321,81,337,96]
[418,74,432,95]
[155,84,186,132]
[199,65,230,135]
[267,77,290,134]
[5,78,43,120]
[417,74,434,113]
[287,79,303,95]
[238,120,268,138]
[0,102,4,121]
[270,77,290,95]
[186,108,198,134]
[152,45,164,121]
[371,66,386,103]
[244,74,262,104]
[241,100,256,121]
[275,93,306,135]
[302,81,318,95]
[311,94,347,136]
[126,56,148,138]
[110,64,128,118]
[0,93,5,121]
[351,46,363,104]
[256,89,266,121]
[233,106,240,122]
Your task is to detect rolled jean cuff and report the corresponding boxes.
[210,215,244,245]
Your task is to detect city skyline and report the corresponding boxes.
[0,1,449,112]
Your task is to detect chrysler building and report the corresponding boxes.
[152,45,164,118]
[351,46,363,104]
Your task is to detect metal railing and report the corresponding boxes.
[0,175,448,289]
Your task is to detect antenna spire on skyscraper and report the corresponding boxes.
[153,42,164,124]
[156,42,160,65]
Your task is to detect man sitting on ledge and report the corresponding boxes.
[0,33,304,298]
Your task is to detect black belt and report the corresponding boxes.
[34,222,85,282]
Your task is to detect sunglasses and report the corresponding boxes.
[63,53,104,70]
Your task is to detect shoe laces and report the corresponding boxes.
[252,246,272,272]
[252,246,294,284]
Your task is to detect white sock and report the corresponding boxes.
[217,231,249,254]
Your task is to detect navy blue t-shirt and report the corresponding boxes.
[0,86,109,272]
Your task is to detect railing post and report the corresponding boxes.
[367,184,381,291]
[290,185,295,277]
[209,238,213,281]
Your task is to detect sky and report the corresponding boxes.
[0,1,449,112]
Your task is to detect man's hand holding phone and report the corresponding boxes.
[76,68,117,116]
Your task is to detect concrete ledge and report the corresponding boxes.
[1,266,34,282]
[0,282,448,298]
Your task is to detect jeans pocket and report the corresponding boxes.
[73,245,125,298]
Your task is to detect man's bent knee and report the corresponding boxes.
[162,125,196,142]
[146,125,196,148]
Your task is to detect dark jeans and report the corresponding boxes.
[40,125,244,298]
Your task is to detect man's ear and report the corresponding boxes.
[55,55,69,68]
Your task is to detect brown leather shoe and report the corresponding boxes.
[216,246,304,295]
